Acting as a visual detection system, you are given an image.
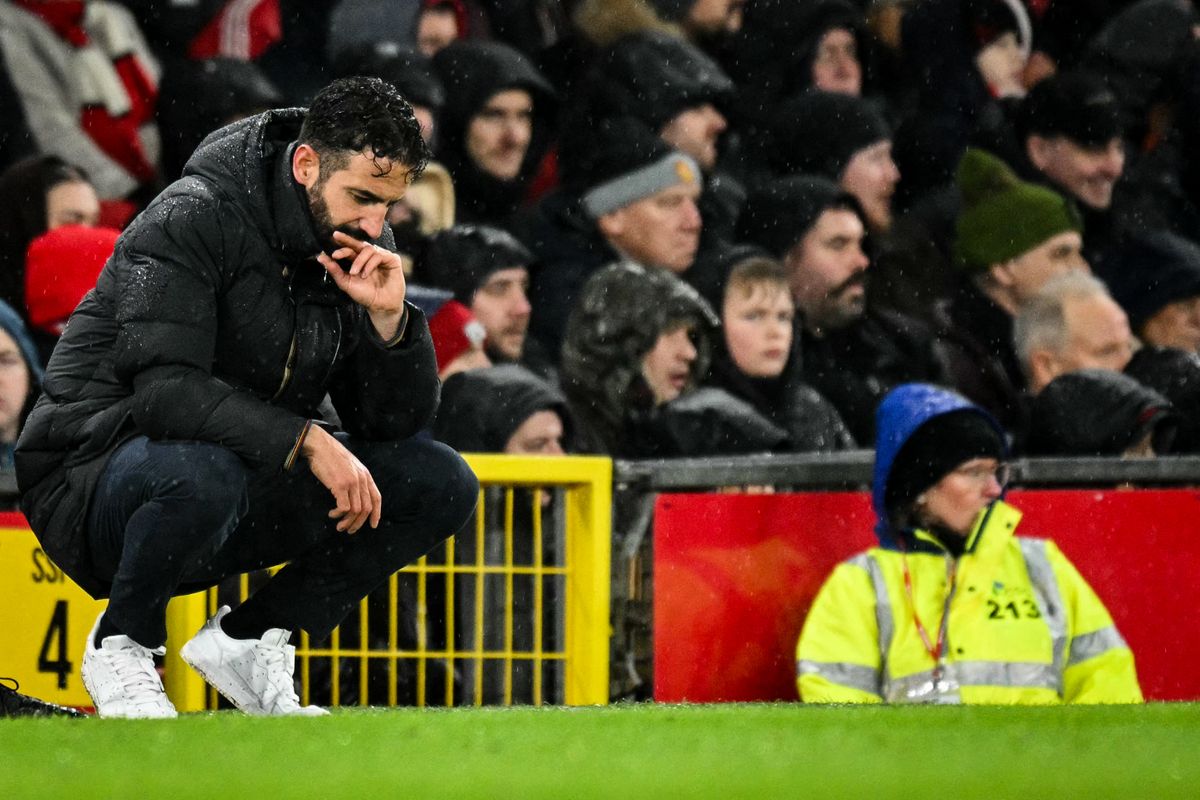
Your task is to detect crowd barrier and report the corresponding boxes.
[0,455,612,711]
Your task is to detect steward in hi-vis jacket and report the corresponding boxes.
[796,383,1142,704]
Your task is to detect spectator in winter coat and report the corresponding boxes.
[432,40,556,227]
[562,261,785,457]
[1100,230,1200,356]
[707,255,855,451]
[417,224,555,381]
[738,175,944,443]
[433,364,571,456]
[933,148,1088,432]
[1013,272,1134,395]
[522,117,704,359]
[0,298,41,473]
[765,90,900,234]
[1026,369,1177,457]
[892,0,1030,204]
[0,155,100,320]
[797,382,1143,704]
[15,77,478,718]
[1015,72,1126,265]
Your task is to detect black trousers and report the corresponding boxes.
[86,434,478,647]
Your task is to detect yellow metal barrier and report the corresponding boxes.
[163,454,612,711]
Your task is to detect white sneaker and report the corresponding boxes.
[81,613,178,719]
[180,606,328,716]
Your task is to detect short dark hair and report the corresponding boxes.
[299,76,430,179]
[723,257,789,304]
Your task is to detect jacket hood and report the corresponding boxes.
[872,383,1007,548]
[584,31,734,131]
[432,364,571,452]
[1027,368,1177,457]
[562,261,718,442]
[432,40,556,142]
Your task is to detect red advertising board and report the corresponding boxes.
[654,489,1200,703]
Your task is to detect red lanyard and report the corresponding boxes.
[901,552,958,674]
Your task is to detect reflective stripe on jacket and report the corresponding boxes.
[796,501,1143,704]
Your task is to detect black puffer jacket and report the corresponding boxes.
[15,109,439,596]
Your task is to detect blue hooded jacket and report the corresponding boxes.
[872,383,1008,550]
[0,298,43,467]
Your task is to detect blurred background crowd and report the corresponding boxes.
[2,0,1200,468]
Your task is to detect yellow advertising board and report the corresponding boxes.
[0,516,106,709]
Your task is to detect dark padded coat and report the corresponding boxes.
[15,109,439,597]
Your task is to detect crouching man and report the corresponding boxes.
[15,77,479,718]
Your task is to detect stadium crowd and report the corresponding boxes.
[3,0,1200,464]
[0,0,1197,714]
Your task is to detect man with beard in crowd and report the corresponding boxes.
[737,175,943,443]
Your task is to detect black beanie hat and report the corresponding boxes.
[1017,71,1123,148]
[767,90,891,179]
[738,176,864,258]
[1099,230,1200,333]
[587,31,734,131]
[417,225,533,305]
[884,410,1005,524]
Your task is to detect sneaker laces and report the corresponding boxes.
[103,641,170,712]
[254,639,303,713]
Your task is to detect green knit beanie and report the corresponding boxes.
[954,148,1083,273]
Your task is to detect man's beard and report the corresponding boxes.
[307,181,367,253]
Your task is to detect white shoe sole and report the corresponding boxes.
[180,634,328,717]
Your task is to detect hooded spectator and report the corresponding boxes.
[737,175,944,443]
[1100,231,1200,355]
[1014,272,1134,395]
[433,364,571,454]
[24,223,119,364]
[1027,369,1177,457]
[892,0,1030,204]
[432,40,556,227]
[933,149,1087,430]
[1082,0,1200,128]
[1126,345,1200,453]
[766,91,900,232]
[417,224,555,379]
[0,299,41,469]
[521,117,703,358]
[707,255,855,451]
[0,156,100,319]
[156,58,282,181]
[561,261,780,457]
[582,32,733,174]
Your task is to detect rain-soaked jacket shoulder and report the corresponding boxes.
[15,109,439,597]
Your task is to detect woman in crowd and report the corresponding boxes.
[0,155,100,317]
[797,382,1142,704]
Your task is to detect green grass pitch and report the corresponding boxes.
[2,702,1198,798]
